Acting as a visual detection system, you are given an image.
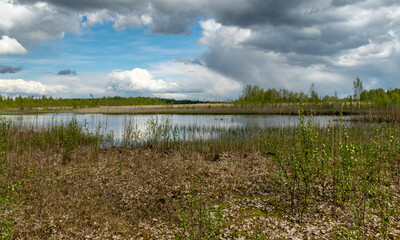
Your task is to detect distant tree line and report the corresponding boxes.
[236,77,400,107]
[2,77,400,111]
[235,84,338,105]
[0,95,207,111]
[359,88,400,106]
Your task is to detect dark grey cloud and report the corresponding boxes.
[6,0,400,97]
[14,0,311,29]
[0,1,81,46]
[58,69,77,76]
[245,25,372,57]
[11,0,400,41]
[331,0,363,7]
[150,15,193,35]
[10,0,398,54]
[0,65,23,74]
[193,0,400,96]
[202,46,270,88]
[15,0,307,34]
[331,0,398,7]
[201,44,351,96]
[174,57,203,65]
[209,0,311,28]
[16,0,147,11]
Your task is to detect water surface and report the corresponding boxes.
[0,113,356,142]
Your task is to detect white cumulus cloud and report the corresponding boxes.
[109,68,176,92]
[198,19,252,47]
[0,35,27,55]
[0,79,67,95]
[334,37,400,67]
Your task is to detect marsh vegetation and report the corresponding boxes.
[0,104,399,239]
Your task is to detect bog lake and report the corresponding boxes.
[0,113,358,144]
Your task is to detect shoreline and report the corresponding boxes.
[0,103,384,116]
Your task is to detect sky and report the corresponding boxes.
[1,0,400,100]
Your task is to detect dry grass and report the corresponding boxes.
[7,147,272,239]
[1,115,400,239]
[5,144,399,239]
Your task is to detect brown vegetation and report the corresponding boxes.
[8,146,398,239]
[1,112,400,239]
